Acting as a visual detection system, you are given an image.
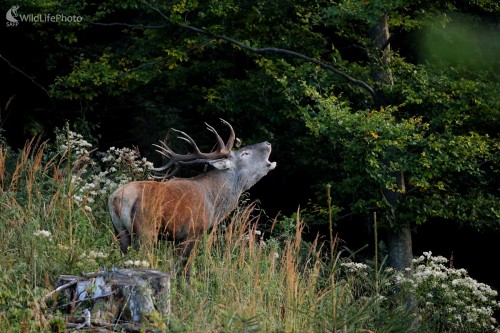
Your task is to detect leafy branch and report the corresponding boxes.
[176,24,377,98]
[91,5,377,99]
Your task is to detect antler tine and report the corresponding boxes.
[219,118,236,151]
[204,122,226,153]
[152,128,204,162]
[152,164,181,179]
[153,141,173,155]
[150,141,179,175]
[152,142,176,161]
[171,128,203,154]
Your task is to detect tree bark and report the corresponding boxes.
[387,223,413,269]
[370,13,413,271]
[369,13,394,87]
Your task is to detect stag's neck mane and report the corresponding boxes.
[194,168,244,218]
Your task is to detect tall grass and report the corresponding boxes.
[0,137,118,332]
[176,206,323,332]
[1,134,496,332]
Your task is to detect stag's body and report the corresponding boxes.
[109,120,276,254]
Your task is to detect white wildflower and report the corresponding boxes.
[33,230,52,238]
[341,261,369,273]
[124,260,150,268]
[88,251,108,259]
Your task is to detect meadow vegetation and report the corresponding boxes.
[0,129,498,332]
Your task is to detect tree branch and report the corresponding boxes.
[91,4,376,98]
[145,4,376,98]
[89,21,168,29]
[179,25,376,98]
[0,54,52,101]
[40,279,78,304]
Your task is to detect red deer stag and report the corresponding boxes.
[108,119,276,256]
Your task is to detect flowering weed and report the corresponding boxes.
[395,251,499,333]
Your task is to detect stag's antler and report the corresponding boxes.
[151,119,236,178]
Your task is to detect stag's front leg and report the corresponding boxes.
[173,238,198,296]
[175,239,197,278]
[135,224,161,254]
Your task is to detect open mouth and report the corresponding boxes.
[266,151,277,170]
[264,143,276,169]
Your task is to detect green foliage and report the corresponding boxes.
[0,268,48,332]
[286,78,499,227]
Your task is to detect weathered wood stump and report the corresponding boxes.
[49,268,171,331]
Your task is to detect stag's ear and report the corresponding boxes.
[208,159,232,170]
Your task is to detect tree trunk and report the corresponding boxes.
[387,223,413,269]
[370,13,414,271]
[370,13,393,105]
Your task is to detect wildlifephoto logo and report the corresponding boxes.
[6,4,19,26]
[6,4,82,27]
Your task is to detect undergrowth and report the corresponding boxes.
[0,129,497,332]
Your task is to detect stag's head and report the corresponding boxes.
[152,119,276,190]
[216,140,276,191]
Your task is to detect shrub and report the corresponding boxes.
[394,251,500,333]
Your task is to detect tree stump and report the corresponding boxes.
[49,268,171,331]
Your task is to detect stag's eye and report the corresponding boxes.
[240,151,251,157]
